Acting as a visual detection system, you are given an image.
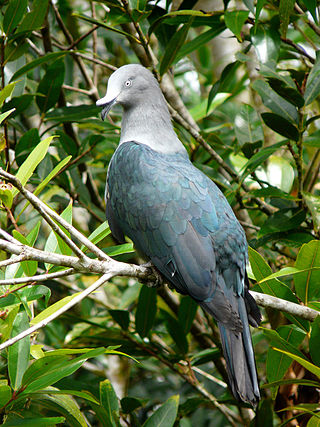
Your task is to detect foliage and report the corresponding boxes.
[0,0,320,425]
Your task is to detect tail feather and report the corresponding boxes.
[200,295,260,407]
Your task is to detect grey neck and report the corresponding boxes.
[119,99,186,155]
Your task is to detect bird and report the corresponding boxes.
[96,64,261,407]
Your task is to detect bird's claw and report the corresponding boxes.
[141,262,163,288]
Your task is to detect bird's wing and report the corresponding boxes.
[107,142,246,305]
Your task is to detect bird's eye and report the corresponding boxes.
[125,80,132,87]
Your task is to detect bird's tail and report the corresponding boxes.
[201,296,260,407]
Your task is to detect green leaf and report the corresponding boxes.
[0,183,13,208]
[121,396,143,414]
[0,82,16,107]
[261,112,299,141]
[178,296,198,335]
[249,247,309,330]
[80,221,111,251]
[305,51,320,105]
[255,0,267,24]
[0,108,15,124]
[135,286,157,338]
[34,156,72,197]
[44,202,73,270]
[45,105,102,122]
[310,316,320,366]
[250,24,280,66]
[2,416,66,426]
[12,230,38,276]
[21,348,106,394]
[0,285,50,309]
[17,0,49,33]
[0,384,12,407]
[267,77,305,108]
[191,94,231,121]
[224,10,249,41]
[279,0,295,37]
[234,104,264,157]
[3,0,27,36]
[143,395,179,427]
[262,378,320,389]
[294,240,320,304]
[272,348,320,378]
[175,26,224,62]
[100,379,120,427]
[301,0,318,24]
[262,327,307,361]
[12,136,54,198]
[36,59,65,113]
[8,310,30,390]
[266,325,306,398]
[303,193,320,232]
[104,243,135,256]
[160,18,194,76]
[10,51,68,82]
[109,310,130,331]
[308,415,320,426]
[165,312,188,354]
[252,79,298,124]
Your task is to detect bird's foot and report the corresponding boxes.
[140,262,163,288]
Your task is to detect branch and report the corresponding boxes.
[0,268,75,286]
[251,291,319,322]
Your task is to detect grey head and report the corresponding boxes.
[96,64,186,154]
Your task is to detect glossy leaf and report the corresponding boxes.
[8,310,30,390]
[304,193,320,232]
[12,231,38,276]
[279,0,295,37]
[252,80,298,123]
[304,51,320,105]
[143,395,179,427]
[12,136,54,198]
[301,0,318,24]
[3,0,27,36]
[294,240,320,304]
[310,316,320,367]
[80,221,111,251]
[262,328,306,361]
[261,112,299,141]
[165,312,188,354]
[104,243,135,256]
[267,77,305,108]
[100,379,119,427]
[250,24,280,66]
[109,310,130,330]
[235,104,264,157]
[273,348,320,378]
[224,10,249,41]
[135,286,157,338]
[17,0,49,33]
[36,59,65,113]
[0,108,15,124]
[45,105,102,122]
[0,384,12,407]
[0,285,50,309]
[0,82,16,107]
[160,18,194,76]
[2,416,66,426]
[178,296,198,335]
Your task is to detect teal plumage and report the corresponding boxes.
[97,64,261,407]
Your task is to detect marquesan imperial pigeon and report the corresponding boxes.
[97,64,261,407]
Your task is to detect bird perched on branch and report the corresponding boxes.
[97,64,261,407]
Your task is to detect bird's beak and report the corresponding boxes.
[96,89,119,121]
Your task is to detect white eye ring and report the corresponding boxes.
[125,80,132,87]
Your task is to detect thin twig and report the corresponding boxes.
[0,254,26,268]
[0,268,75,286]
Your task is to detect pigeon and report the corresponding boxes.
[97,64,261,407]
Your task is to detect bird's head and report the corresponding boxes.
[96,64,160,121]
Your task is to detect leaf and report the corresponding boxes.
[45,105,102,122]
[272,348,320,378]
[44,202,73,270]
[262,378,320,389]
[0,183,13,209]
[8,310,30,390]
[109,310,130,331]
[12,230,38,276]
[249,247,309,331]
[267,77,305,108]
[143,395,179,427]
[165,312,188,354]
[191,93,231,121]
[104,243,135,256]
[100,379,119,427]
[80,221,111,251]
[250,24,280,66]
[294,240,320,304]
[3,0,28,36]
[21,348,106,394]
[224,10,249,41]
[10,51,68,82]
[265,155,295,193]
[234,104,264,157]
[305,51,320,105]
[252,79,298,124]
[17,0,49,33]
[36,59,65,113]
[135,286,157,338]
[0,384,12,407]
[160,18,194,76]
[301,0,318,24]
[12,136,54,198]
[261,112,299,141]
[178,296,198,335]
[34,156,72,197]
[175,26,224,62]
[2,416,66,426]
[279,0,295,37]
[0,108,16,124]
[262,328,307,361]
[303,193,320,232]
[310,316,320,366]
[0,82,16,107]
